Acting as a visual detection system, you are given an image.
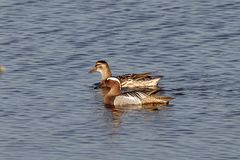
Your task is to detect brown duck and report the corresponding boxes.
[89,60,162,88]
[103,77,173,107]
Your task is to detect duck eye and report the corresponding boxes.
[95,64,101,67]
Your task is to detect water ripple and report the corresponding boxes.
[1,0,240,160]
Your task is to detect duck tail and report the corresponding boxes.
[154,95,174,105]
[142,95,173,105]
[157,96,174,101]
[149,77,161,86]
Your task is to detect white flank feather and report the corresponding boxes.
[113,91,148,106]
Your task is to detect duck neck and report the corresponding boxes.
[104,85,121,105]
[107,86,121,96]
[101,66,112,80]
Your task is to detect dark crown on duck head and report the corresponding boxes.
[96,60,108,65]
[95,60,110,70]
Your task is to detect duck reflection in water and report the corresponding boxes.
[102,103,168,136]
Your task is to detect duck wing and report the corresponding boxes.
[117,72,152,82]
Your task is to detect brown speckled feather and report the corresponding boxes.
[117,72,162,83]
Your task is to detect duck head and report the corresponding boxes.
[105,77,121,88]
[89,60,112,80]
[104,77,121,95]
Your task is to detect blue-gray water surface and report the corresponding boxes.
[1,0,240,159]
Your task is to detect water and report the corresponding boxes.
[0,0,240,159]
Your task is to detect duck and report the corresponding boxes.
[103,77,173,107]
[89,60,162,88]
[0,65,6,74]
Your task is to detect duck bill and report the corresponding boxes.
[89,67,97,73]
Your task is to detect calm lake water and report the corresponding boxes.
[1,0,240,159]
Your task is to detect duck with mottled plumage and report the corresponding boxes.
[89,60,162,88]
[103,77,173,107]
